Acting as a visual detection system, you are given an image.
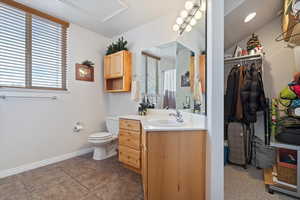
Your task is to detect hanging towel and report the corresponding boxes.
[194,79,203,103]
[131,80,140,102]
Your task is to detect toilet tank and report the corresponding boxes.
[106,117,119,136]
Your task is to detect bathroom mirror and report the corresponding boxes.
[141,41,202,111]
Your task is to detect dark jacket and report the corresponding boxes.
[225,66,240,121]
[241,64,266,123]
[236,66,246,120]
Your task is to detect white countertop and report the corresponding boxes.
[119,110,207,132]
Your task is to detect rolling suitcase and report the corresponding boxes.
[227,122,251,168]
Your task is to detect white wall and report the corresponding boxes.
[293,46,300,70]
[0,24,109,172]
[226,16,298,98]
[206,0,224,199]
[106,13,206,116]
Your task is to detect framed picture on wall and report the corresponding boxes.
[75,64,94,82]
[181,71,190,87]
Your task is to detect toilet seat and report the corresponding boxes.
[88,117,119,160]
[88,132,114,143]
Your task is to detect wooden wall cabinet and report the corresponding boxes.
[118,119,142,173]
[104,50,132,92]
[142,130,207,200]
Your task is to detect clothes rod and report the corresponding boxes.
[224,54,263,63]
[0,95,57,100]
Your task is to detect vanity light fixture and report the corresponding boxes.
[180,10,188,18]
[185,25,192,32]
[173,24,180,31]
[200,0,206,12]
[194,10,202,20]
[176,17,184,25]
[190,18,197,26]
[173,0,205,35]
[244,12,256,23]
[185,1,194,10]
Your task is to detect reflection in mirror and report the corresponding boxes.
[141,41,202,113]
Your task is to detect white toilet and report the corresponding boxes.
[88,117,119,160]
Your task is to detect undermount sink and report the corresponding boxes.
[147,119,185,127]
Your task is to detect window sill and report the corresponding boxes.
[0,87,70,94]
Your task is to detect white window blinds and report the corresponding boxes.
[0,3,67,90]
[0,4,26,87]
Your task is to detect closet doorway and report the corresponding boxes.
[224,0,300,199]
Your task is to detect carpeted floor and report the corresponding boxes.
[225,164,298,200]
[0,154,143,200]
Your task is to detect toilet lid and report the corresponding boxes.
[88,132,112,139]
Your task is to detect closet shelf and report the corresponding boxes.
[270,136,300,151]
[224,53,263,63]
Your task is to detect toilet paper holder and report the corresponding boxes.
[73,122,84,132]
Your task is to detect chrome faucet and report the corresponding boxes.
[169,110,184,123]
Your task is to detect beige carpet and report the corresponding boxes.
[225,165,298,200]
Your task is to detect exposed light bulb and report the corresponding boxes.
[190,18,197,26]
[194,10,202,20]
[173,24,180,32]
[176,17,184,25]
[200,0,206,11]
[185,1,194,10]
[244,12,256,23]
[180,10,188,18]
[185,25,192,32]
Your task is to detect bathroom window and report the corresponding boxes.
[0,3,68,90]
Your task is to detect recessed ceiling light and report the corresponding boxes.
[244,12,256,23]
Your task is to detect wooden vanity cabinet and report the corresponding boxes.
[104,50,132,92]
[142,130,207,200]
[118,119,141,173]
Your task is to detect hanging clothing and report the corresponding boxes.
[236,66,246,120]
[224,66,240,121]
[241,63,266,123]
[225,62,266,123]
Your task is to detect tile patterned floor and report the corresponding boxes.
[0,154,143,200]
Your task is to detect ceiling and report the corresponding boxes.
[144,42,177,61]
[224,0,282,49]
[15,0,188,38]
[143,42,194,61]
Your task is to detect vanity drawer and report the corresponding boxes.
[120,119,140,131]
[119,145,140,169]
[119,131,140,150]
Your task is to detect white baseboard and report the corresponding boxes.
[0,147,93,179]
